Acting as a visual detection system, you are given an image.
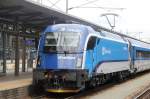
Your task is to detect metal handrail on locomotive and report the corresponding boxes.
[33,24,150,93]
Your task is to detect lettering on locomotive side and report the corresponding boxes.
[102,47,111,55]
[58,27,81,33]
[58,27,66,31]
[58,56,76,59]
[123,46,128,50]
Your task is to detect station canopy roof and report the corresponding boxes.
[0,0,102,31]
[0,0,149,44]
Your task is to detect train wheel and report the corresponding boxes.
[89,77,96,87]
[119,72,124,81]
[116,71,129,82]
[33,81,45,95]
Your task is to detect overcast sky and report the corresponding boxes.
[31,0,150,41]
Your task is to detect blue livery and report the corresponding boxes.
[33,24,150,93]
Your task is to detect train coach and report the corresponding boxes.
[33,24,150,93]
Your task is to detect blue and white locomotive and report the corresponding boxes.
[33,24,150,93]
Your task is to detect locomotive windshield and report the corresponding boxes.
[44,32,80,52]
[45,33,59,46]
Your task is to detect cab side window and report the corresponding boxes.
[87,37,96,50]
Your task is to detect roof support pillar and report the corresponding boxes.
[22,38,26,72]
[2,31,6,74]
[35,32,39,50]
[14,18,20,76]
[22,26,26,72]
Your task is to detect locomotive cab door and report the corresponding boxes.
[85,36,97,74]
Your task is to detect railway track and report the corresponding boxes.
[65,70,150,99]
[134,88,150,99]
[0,86,29,99]
[31,95,47,99]
[0,71,150,99]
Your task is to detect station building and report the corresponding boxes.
[0,0,102,76]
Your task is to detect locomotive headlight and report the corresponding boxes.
[76,58,82,68]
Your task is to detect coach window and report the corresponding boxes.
[87,37,96,50]
[136,50,150,58]
[136,51,142,58]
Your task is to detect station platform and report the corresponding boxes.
[0,72,32,91]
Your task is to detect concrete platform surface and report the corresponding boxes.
[0,72,32,91]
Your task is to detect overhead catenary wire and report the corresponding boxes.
[47,0,62,11]
[85,0,125,11]
[69,0,100,10]
[50,0,62,8]
[69,6,125,11]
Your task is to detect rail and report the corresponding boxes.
[0,86,29,99]
[134,88,150,99]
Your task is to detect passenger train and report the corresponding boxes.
[33,24,150,93]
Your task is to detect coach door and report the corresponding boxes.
[127,40,135,72]
[85,36,97,74]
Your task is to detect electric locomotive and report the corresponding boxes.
[33,24,150,93]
